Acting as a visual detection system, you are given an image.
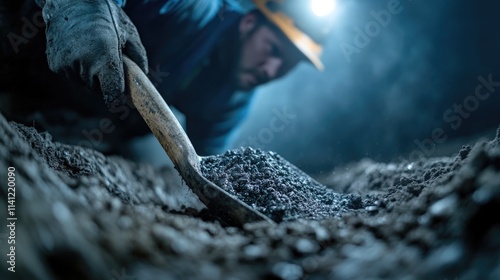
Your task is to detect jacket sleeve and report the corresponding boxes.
[155,0,225,28]
[35,0,127,8]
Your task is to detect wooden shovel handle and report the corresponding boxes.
[123,56,200,171]
[123,57,276,227]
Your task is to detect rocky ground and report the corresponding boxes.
[0,112,499,280]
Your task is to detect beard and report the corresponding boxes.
[213,21,265,91]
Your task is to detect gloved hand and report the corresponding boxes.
[40,0,148,107]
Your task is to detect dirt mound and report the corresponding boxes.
[201,148,365,222]
[1,114,499,280]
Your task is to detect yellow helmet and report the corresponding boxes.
[252,0,336,71]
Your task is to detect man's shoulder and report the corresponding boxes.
[129,0,243,28]
[164,0,243,27]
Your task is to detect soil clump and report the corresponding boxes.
[201,148,365,222]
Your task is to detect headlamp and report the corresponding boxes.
[311,0,336,17]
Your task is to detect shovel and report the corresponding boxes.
[123,57,276,227]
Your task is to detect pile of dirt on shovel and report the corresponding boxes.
[201,148,371,222]
[1,112,500,280]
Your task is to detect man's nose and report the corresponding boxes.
[262,57,283,81]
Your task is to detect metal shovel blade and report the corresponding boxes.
[123,57,275,227]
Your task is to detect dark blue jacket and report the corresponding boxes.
[122,0,255,156]
[36,0,256,155]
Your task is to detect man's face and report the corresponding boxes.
[235,13,304,91]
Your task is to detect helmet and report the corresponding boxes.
[252,0,336,71]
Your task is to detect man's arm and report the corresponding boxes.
[36,0,125,8]
[35,0,147,108]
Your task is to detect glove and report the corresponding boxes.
[40,0,148,106]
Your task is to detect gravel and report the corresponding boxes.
[201,148,355,222]
[2,113,500,280]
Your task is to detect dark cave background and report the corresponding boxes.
[231,0,500,174]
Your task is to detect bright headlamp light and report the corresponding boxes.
[311,0,336,17]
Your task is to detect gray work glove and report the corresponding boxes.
[40,0,148,106]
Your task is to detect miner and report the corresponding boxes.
[0,0,334,157]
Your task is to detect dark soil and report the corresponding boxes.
[1,112,499,280]
[201,148,366,222]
